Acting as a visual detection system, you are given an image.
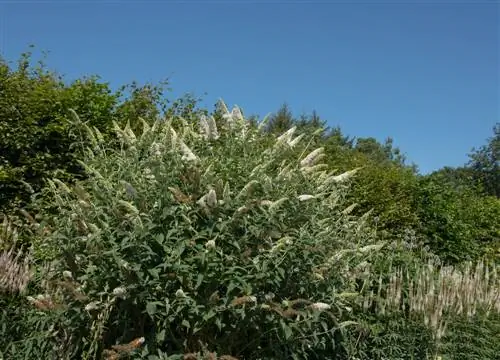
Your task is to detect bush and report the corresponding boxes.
[416,175,500,264]
[0,51,123,213]
[1,103,388,359]
[1,95,499,359]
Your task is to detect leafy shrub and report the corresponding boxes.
[0,51,123,213]
[2,103,388,359]
[416,175,500,264]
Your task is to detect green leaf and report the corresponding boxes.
[156,329,166,343]
[146,302,157,317]
[181,319,190,329]
[281,320,293,340]
[195,274,204,289]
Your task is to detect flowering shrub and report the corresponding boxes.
[1,101,386,359]
[2,100,498,359]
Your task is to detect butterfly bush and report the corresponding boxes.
[22,100,384,359]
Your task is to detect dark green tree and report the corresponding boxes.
[265,102,295,134]
[467,123,499,197]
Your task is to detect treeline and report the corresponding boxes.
[0,51,498,265]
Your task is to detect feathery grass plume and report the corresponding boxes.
[150,141,164,158]
[0,216,18,247]
[375,259,500,342]
[74,183,91,202]
[257,112,272,131]
[0,247,31,294]
[249,164,264,178]
[300,147,325,169]
[68,108,98,146]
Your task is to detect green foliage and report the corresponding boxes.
[0,51,120,212]
[416,174,500,264]
[265,102,295,134]
[439,312,500,360]
[353,137,407,167]
[1,50,499,359]
[467,123,499,198]
[4,105,387,359]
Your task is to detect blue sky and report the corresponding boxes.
[1,0,498,174]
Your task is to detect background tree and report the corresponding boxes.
[467,123,499,197]
[265,102,295,134]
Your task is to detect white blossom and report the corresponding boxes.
[84,301,101,311]
[298,194,315,201]
[175,288,186,298]
[205,240,216,249]
[180,141,199,162]
[112,286,127,299]
[309,302,331,311]
[300,147,325,168]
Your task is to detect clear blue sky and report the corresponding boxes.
[1,1,498,174]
